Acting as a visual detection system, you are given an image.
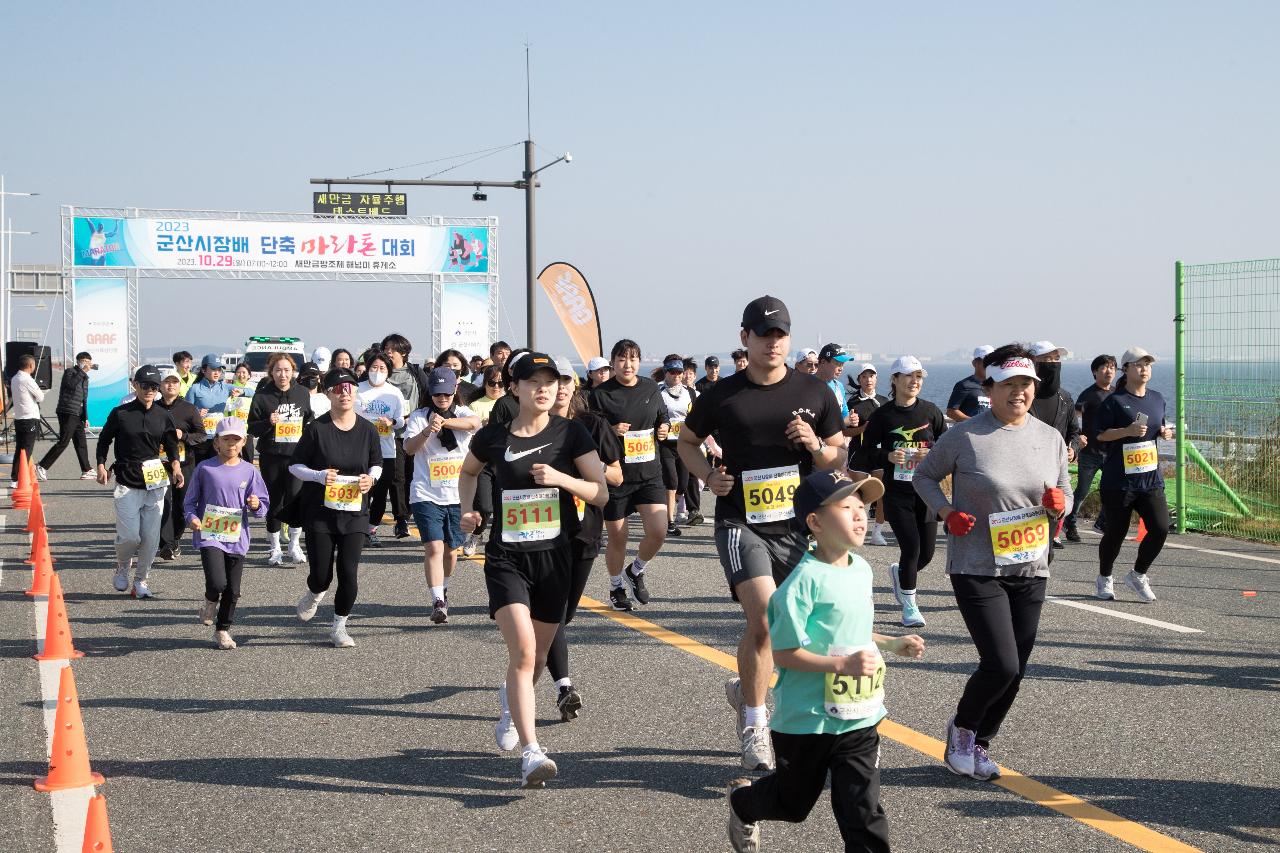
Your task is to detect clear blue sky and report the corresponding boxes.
[4,1,1279,363]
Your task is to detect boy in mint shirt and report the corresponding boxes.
[728,469,925,853]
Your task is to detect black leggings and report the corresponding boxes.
[472,463,495,536]
[367,457,403,527]
[304,528,365,616]
[883,491,936,590]
[259,454,300,534]
[547,539,599,683]
[1098,488,1170,576]
[659,444,688,496]
[951,573,1046,746]
[160,472,193,550]
[200,548,245,631]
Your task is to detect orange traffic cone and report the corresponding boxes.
[26,485,46,533]
[12,449,32,508]
[26,523,50,564]
[81,793,114,852]
[1136,519,1148,542]
[35,574,84,661]
[33,666,105,791]
[25,543,55,597]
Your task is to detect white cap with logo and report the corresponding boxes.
[890,355,927,377]
[1121,346,1156,366]
[972,345,995,360]
[586,356,609,372]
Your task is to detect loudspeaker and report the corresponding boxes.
[4,342,53,390]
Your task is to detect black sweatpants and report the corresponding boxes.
[367,457,403,527]
[200,547,245,631]
[951,573,1047,747]
[683,468,701,513]
[547,538,600,683]
[259,454,299,535]
[1098,488,1170,577]
[731,726,890,853]
[882,490,936,590]
[39,411,90,473]
[159,463,195,551]
[12,419,39,482]
[304,528,365,617]
[472,463,495,537]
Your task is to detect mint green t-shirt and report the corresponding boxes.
[768,551,887,735]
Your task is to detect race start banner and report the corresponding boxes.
[73,215,489,275]
[72,278,130,427]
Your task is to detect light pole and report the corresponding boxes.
[0,176,39,345]
[310,141,570,349]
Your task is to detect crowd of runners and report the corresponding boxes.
[32,296,1173,851]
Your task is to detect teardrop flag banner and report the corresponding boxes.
[537,262,603,369]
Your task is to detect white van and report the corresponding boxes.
[243,337,306,383]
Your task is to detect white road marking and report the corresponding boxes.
[1046,595,1204,633]
[1084,528,1280,566]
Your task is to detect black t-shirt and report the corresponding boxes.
[694,376,718,396]
[855,398,947,496]
[291,414,382,534]
[847,393,889,445]
[683,368,842,535]
[470,416,598,552]
[588,377,668,484]
[488,393,520,428]
[1096,388,1166,492]
[96,399,180,490]
[572,411,621,544]
[946,375,990,417]
[1076,383,1112,445]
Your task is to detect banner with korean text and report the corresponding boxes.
[440,283,492,358]
[72,278,130,427]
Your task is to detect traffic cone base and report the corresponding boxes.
[35,574,84,661]
[82,793,114,852]
[33,667,105,792]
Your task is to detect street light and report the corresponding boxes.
[0,176,39,345]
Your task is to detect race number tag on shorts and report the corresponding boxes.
[893,444,923,482]
[202,414,221,435]
[428,453,465,489]
[741,465,800,524]
[200,504,242,543]
[988,506,1050,565]
[623,429,656,464]
[141,458,167,491]
[825,643,886,720]
[1123,440,1158,475]
[323,475,362,512]
[501,488,560,543]
[275,417,303,443]
[159,444,186,463]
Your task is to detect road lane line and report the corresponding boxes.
[580,596,1204,853]
[1084,529,1280,568]
[1045,596,1204,634]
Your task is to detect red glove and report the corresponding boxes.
[1042,486,1066,515]
[945,511,976,536]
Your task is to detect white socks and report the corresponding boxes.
[430,585,445,602]
[610,574,625,589]
[554,677,572,690]
[632,557,648,574]
[269,531,281,550]
[523,740,542,756]
[677,496,686,514]
[332,614,348,630]
[743,704,768,728]
[289,528,302,548]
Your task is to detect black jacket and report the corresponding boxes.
[1031,389,1081,449]
[247,383,313,457]
[55,367,90,417]
[157,396,206,468]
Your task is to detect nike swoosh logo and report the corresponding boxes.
[504,443,552,462]
[764,309,779,316]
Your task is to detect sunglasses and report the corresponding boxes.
[328,383,356,396]
[486,380,502,387]
[138,382,161,391]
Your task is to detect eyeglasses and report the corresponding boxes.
[138,382,161,391]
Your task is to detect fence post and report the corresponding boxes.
[1174,260,1185,534]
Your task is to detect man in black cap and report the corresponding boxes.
[695,355,720,395]
[38,351,96,480]
[680,295,846,772]
[96,365,183,598]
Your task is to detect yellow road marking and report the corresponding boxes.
[579,596,1202,853]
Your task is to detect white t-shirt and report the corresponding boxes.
[403,405,475,506]
[659,383,693,444]
[356,381,407,459]
[309,391,331,419]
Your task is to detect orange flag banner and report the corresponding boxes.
[537,262,602,370]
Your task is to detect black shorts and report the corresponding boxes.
[715,518,808,601]
[603,478,668,522]
[658,443,685,491]
[484,542,572,624]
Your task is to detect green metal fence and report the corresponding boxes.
[1176,258,1280,542]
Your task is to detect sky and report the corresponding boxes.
[4,1,1280,364]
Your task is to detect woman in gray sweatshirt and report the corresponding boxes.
[912,343,1072,784]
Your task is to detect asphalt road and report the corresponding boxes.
[3,457,1278,852]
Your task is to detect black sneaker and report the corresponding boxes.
[624,562,650,605]
[686,511,704,526]
[666,523,682,537]
[368,531,382,548]
[394,520,411,539]
[609,585,633,611]
[1092,519,1107,535]
[1064,525,1081,543]
[557,686,583,721]
[156,547,176,562]
[1051,537,1065,550]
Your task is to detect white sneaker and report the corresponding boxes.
[740,725,775,771]
[727,778,761,853]
[1125,570,1156,602]
[214,629,237,650]
[296,589,325,622]
[972,744,1001,780]
[331,624,355,648]
[267,547,284,566]
[288,545,306,565]
[199,600,218,625]
[520,746,558,788]
[36,465,48,482]
[112,567,130,592]
[675,511,690,525]
[79,470,97,481]
[869,526,888,547]
[495,684,519,751]
[462,533,479,557]
[888,562,903,605]
[1095,576,1115,600]
[944,715,976,777]
[131,579,153,599]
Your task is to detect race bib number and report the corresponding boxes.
[668,419,684,440]
[741,465,800,524]
[141,458,167,491]
[323,475,362,512]
[376,419,394,437]
[428,453,465,489]
[202,413,221,435]
[275,417,303,443]
[988,506,1050,565]
[225,396,250,418]
[200,504,242,543]
[160,444,186,463]
[574,495,586,521]
[1123,440,1158,475]
[825,644,886,720]
[501,488,561,543]
[893,443,925,482]
[623,429,656,464]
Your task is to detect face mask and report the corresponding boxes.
[300,377,318,390]
[1035,362,1061,398]
[367,370,387,386]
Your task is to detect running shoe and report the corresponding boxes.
[520,746,557,789]
[1125,570,1157,602]
[686,511,705,526]
[1051,537,1065,550]
[214,629,237,650]
[888,562,903,605]
[1092,519,1106,535]
[666,523,682,537]
[608,585,633,612]
[157,547,176,562]
[1095,576,1115,600]
[462,533,479,557]
[901,595,925,627]
[944,716,976,777]
[725,678,746,732]
[623,562,650,605]
[557,685,583,721]
[331,624,356,648]
[726,778,761,853]
[972,744,1001,780]
[79,470,97,481]
[740,725,775,771]
[368,531,382,548]
[869,526,888,547]
[495,684,519,751]
[394,520,411,539]
[36,465,48,482]
[112,566,130,592]
[131,579,153,599]
[199,599,218,625]
[267,547,284,566]
[297,589,325,622]
[1064,524,1081,543]
[288,544,306,565]
[675,511,690,525]
[430,598,448,624]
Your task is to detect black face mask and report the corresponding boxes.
[300,377,319,390]
[1035,362,1061,398]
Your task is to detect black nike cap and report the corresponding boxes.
[510,351,558,381]
[741,295,791,336]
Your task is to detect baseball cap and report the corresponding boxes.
[429,366,459,395]
[200,354,222,370]
[818,343,850,363]
[510,351,558,381]
[299,361,322,380]
[986,356,1039,384]
[160,365,181,381]
[972,345,996,360]
[553,355,577,380]
[889,355,927,377]
[1121,346,1156,366]
[858,362,877,375]
[215,417,247,438]
[133,365,163,385]
[663,357,684,372]
[311,347,332,371]
[793,470,886,533]
[587,356,609,372]
[704,355,719,367]
[741,295,791,336]
[800,349,818,360]
[1029,341,1069,358]
[322,367,359,390]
